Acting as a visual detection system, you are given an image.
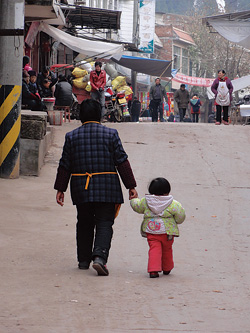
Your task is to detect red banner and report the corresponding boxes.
[173,73,214,87]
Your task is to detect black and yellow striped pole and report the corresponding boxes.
[0,0,24,178]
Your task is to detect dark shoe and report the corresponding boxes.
[163,270,171,275]
[78,261,90,270]
[92,257,109,276]
[149,272,159,278]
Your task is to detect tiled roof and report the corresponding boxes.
[173,27,195,45]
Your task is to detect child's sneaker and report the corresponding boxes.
[149,272,159,278]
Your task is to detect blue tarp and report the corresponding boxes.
[111,55,172,77]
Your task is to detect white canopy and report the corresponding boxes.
[208,20,250,49]
[38,22,124,59]
[207,75,250,99]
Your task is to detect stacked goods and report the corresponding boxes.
[111,76,127,91]
[104,64,132,98]
[117,85,133,96]
[72,67,91,91]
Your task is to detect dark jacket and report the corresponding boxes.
[174,89,190,108]
[190,98,201,114]
[54,81,73,106]
[28,81,38,95]
[149,84,168,102]
[40,86,52,98]
[22,79,37,103]
[37,71,57,94]
[130,99,141,116]
[56,123,129,205]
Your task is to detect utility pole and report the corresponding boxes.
[0,0,24,178]
[131,0,139,97]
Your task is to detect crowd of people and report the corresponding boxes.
[22,56,232,126]
[22,56,72,111]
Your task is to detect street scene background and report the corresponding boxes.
[1,121,250,332]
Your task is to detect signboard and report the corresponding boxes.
[173,73,214,87]
[139,0,155,54]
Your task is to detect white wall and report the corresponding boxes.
[118,0,134,43]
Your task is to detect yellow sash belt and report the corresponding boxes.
[71,171,121,218]
[72,172,117,190]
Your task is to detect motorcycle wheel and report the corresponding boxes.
[113,108,122,122]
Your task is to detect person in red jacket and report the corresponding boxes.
[90,61,106,116]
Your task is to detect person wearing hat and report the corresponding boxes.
[174,84,190,122]
[23,55,32,72]
[28,70,39,95]
[90,61,106,117]
[22,71,41,111]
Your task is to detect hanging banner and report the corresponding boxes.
[25,22,40,48]
[139,0,155,54]
[173,73,214,87]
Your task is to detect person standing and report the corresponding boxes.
[174,84,190,122]
[149,78,168,122]
[190,94,201,123]
[54,99,137,276]
[130,97,141,122]
[211,69,233,125]
[130,177,185,278]
[90,61,106,117]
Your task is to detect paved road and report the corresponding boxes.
[1,121,250,332]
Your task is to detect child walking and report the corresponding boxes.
[130,177,185,278]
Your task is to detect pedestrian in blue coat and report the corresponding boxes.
[54,99,137,276]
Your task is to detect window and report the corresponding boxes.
[173,45,190,75]
[173,46,181,70]
[182,49,189,75]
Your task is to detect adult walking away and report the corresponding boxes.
[54,99,137,276]
[174,84,190,122]
[211,69,233,125]
[54,75,73,107]
[90,61,106,117]
[149,78,168,122]
[130,97,141,122]
[190,94,201,123]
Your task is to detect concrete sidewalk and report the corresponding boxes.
[1,121,250,332]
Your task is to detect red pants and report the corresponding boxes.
[147,233,174,273]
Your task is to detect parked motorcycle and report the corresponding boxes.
[104,87,129,122]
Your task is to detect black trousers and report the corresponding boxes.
[179,108,186,122]
[76,202,115,264]
[192,113,199,123]
[216,105,229,123]
[151,99,163,122]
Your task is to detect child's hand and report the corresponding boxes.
[129,188,138,200]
